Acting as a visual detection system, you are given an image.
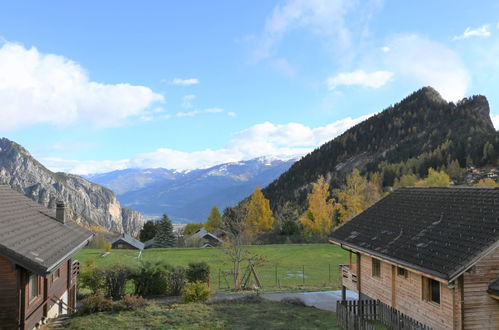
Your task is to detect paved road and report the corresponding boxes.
[261,290,358,312]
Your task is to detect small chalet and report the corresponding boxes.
[0,185,93,330]
[330,187,499,330]
[111,233,144,250]
[188,229,224,247]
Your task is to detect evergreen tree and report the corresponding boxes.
[245,186,275,237]
[299,176,338,236]
[154,214,176,248]
[205,206,223,232]
[139,221,158,242]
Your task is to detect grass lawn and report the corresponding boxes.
[76,244,349,290]
[63,297,341,330]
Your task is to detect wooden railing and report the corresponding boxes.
[336,299,433,330]
[71,260,80,283]
[339,264,358,292]
[50,295,75,313]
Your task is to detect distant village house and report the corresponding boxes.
[111,233,145,250]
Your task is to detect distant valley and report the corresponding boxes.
[85,156,297,223]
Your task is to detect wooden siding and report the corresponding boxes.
[463,246,499,329]
[46,261,70,315]
[359,254,457,330]
[0,256,19,330]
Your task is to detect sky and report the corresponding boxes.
[1,1,499,174]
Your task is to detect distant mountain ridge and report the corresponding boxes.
[0,138,144,235]
[86,156,297,223]
[237,87,499,219]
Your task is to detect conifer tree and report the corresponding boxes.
[299,176,337,236]
[245,186,275,236]
[205,206,223,232]
[154,214,176,248]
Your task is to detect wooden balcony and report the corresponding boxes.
[71,260,80,284]
[339,264,358,292]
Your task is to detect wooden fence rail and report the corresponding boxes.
[336,299,432,330]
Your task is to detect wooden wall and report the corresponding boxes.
[359,254,457,330]
[0,256,19,330]
[463,246,499,329]
[46,261,69,315]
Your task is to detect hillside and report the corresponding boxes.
[0,138,144,235]
[254,87,499,218]
[87,157,296,222]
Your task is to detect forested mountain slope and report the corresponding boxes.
[259,87,499,218]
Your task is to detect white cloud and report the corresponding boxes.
[492,115,499,130]
[0,42,163,130]
[497,22,499,29]
[381,46,390,53]
[171,78,199,86]
[41,113,372,174]
[176,108,224,118]
[227,112,236,117]
[453,25,491,40]
[269,58,296,77]
[327,70,393,90]
[385,34,469,101]
[181,94,196,108]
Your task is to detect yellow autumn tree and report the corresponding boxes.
[336,169,381,224]
[474,178,498,187]
[300,176,338,236]
[245,186,275,237]
[416,168,450,187]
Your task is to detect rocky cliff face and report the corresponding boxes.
[0,138,144,236]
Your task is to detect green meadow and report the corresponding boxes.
[76,244,349,290]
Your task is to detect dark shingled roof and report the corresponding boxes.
[0,185,93,276]
[330,187,499,281]
[111,233,145,250]
[488,279,499,296]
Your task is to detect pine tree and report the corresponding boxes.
[139,221,158,242]
[245,186,275,237]
[154,214,176,248]
[299,176,337,236]
[205,206,223,232]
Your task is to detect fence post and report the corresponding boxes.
[302,265,305,285]
[275,264,278,287]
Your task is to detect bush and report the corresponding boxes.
[85,258,95,268]
[102,264,132,300]
[182,281,211,303]
[186,262,210,284]
[90,234,112,250]
[167,266,186,296]
[115,295,148,311]
[132,261,173,296]
[79,267,105,294]
[80,294,113,314]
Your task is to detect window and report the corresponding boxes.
[29,273,39,302]
[117,243,123,248]
[422,277,440,304]
[372,258,381,277]
[397,267,408,278]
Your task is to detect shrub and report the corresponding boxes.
[186,262,210,284]
[90,234,112,250]
[80,294,113,314]
[79,267,105,294]
[167,266,186,296]
[102,264,132,300]
[132,261,173,296]
[115,295,148,311]
[85,258,96,268]
[182,281,211,303]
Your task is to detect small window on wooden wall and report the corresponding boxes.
[422,277,440,304]
[28,273,40,302]
[372,258,381,277]
[397,267,408,278]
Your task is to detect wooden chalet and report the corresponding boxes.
[111,233,144,250]
[330,187,499,330]
[0,185,93,330]
[188,229,224,247]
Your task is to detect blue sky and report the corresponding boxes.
[1,1,498,174]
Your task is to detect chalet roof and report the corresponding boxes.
[330,187,499,281]
[111,233,145,250]
[488,279,499,296]
[191,229,223,242]
[0,185,93,276]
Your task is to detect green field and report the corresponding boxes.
[76,244,348,290]
[62,297,340,330]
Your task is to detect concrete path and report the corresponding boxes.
[261,290,358,312]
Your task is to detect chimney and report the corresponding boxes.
[56,201,66,224]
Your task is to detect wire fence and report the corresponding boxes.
[216,264,341,290]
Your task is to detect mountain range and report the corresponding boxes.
[85,156,297,223]
[0,138,144,235]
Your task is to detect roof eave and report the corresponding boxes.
[44,233,94,275]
